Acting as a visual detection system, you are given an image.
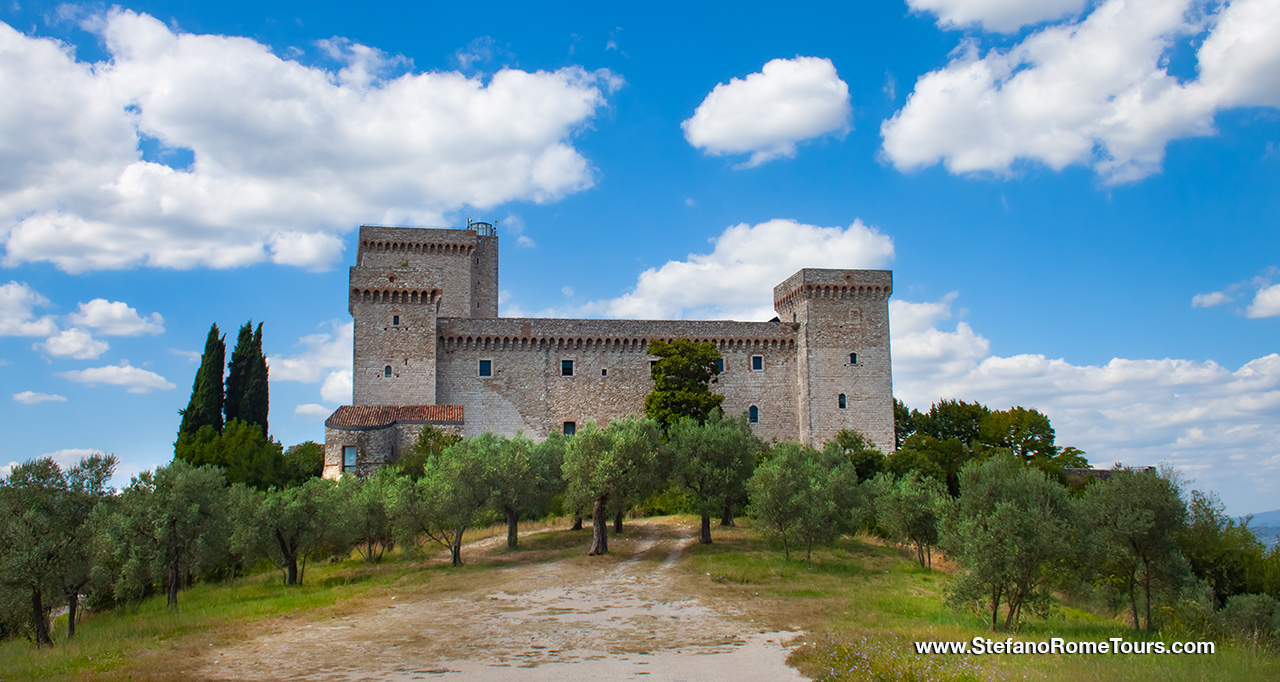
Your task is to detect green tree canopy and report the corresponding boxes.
[940,452,1076,631]
[823,429,886,483]
[564,418,663,556]
[174,419,284,490]
[668,411,758,544]
[231,477,346,584]
[178,323,225,437]
[915,399,991,445]
[1083,467,1191,631]
[749,442,862,561]
[486,433,564,549]
[225,321,269,436]
[395,425,464,480]
[644,339,724,430]
[867,471,947,569]
[389,437,497,566]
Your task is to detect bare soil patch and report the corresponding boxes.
[187,518,806,681]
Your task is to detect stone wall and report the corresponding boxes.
[323,421,464,480]
[435,317,800,442]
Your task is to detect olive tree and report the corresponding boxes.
[564,418,662,556]
[749,443,862,561]
[668,412,756,544]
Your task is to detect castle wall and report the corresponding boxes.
[435,318,799,442]
[323,421,464,479]
[774,269,894,452]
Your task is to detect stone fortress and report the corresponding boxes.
[323,223,895,479]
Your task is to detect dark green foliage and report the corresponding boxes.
[892,398,914,448]
[1082,467,1190,631]
[823,429,885,482]
[866,471,946,569]
[914,399,990,445]
[230,478,346,584]
[1219,593,1280,651]
[178,324,225,437]
[977,406,1057,462]
[395,425,464,479]
[1180,490,1269,607]
[748,442,863,561]
[280,441,324,487]
[174,420,284,490]
[563,418,663,555]
[892,434,968,496]
[100,460,230,609]
[486,433,564,549]
[644,339,724,431]
[225,321,269,436]
[940,452,1075,631]
[335,470,396,563]
[388,437,497,566]
[0,454,116,646]
[668,411,759,543]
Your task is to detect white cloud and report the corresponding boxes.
[294,403,333,418]
[40,448,108,471]
[0,10,619,273]
[68,298,164,335]
[907,0,1089,33]
[892,293,1280,513]
[682,56,851,168]
[59,361,176,392]
[564,219,894,321]
[561,285,574,298]
[1247,283,1280,318]
[320,370,353,404]
[882,0,1280,183]
[268,321,353,382]
[1192,290,1231,308]
[37,328,109,359]
[13,391,67,404]
[0,281,57,336]
[170,348,201,361]
[0,461,16,478]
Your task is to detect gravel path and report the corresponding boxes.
[197,519,807,681]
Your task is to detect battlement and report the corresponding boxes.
[773,269,892,313]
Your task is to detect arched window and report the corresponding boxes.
[838,394,846,409]
[384,365,392,378]
[748,405,759,423]
[849,352,858,365]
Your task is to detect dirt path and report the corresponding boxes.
[196,519,806,681]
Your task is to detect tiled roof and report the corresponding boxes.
[325,405,464,430]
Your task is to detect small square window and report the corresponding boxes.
[601,369,608,377]
[343,445,357,471]
[563,421,576,436]
[478,359,492,377]
[849,352,858,365]
[392,315,399,326]
[714,359,724,373]
[561,359,574,377]
[751,355,763,371]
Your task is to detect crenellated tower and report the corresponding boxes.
[774,269,894,452]
[348,223,498,405]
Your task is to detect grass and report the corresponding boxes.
[3,516,1276,681]
[683,521,1280,682]
[0,516,588,682]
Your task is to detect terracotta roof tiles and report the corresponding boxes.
[326,405,464,430]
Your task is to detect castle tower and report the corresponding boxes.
[774,269,894,452]
[348,224,498,405]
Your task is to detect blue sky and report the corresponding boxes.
[1,0,1277,514]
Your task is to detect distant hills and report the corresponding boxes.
[1242,509,1280,548]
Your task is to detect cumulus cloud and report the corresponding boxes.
[294,403,333,418]
[892,293,1280,512]
[555,218,894,321]
[1192,290,1231,308]
[1248,283,1280,318]
[13,391,67,404]
[58,361,176,392]
[907,0,1089,33]
[0,281,58,336]
[683,56,851,168]
[268,321,353,382]
[882,0,1280,183]
[36,328,109,359]
[68,298,164,335]
[0,10,619,273]
[320,370,353,404]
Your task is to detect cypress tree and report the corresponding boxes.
[226,321,269,436]
[178,324,225,436]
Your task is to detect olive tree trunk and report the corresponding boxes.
[588,496,609,556]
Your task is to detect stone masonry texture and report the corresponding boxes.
[324,224,894,479]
